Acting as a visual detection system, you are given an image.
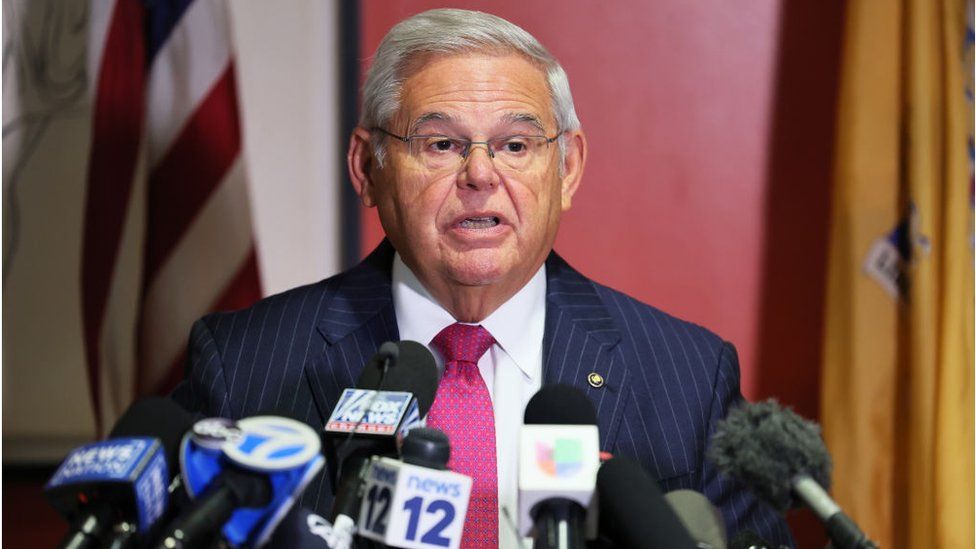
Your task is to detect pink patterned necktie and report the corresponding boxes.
[425,323,498,548]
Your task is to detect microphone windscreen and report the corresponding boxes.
[597,456,698,549]
[523,384,597,425]
[664,489,727,549]
[356,340,439,416]
[400,427,451,470]
[109,397,194,467]
[707,399,831,511]
[377,341,399,364]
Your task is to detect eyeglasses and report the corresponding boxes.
[373,127,562,173]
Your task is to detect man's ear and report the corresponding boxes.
[559,130,587,211]
[348,127,378,207]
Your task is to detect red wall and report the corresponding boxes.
[360,2,844,544]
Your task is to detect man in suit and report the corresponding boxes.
[173,8,793,548]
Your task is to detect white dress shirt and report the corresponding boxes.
[392,253,545,549]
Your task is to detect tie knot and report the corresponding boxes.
[431,323,495,365]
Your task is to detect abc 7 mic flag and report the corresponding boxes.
[181,416,324,547]
[357,456,473,549]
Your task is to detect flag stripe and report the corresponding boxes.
[146,249,261,397]
[145,64,241,281]
[82,0,146,434]
[140,158,252,392]
[145,0,231,164]
[213,248,263,313]
[146,0,195,62]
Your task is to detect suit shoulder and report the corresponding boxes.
[588,280,727,350]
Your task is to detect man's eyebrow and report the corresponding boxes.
[409,112,549,134]
[503,113,547,133]
[410,112,454,133]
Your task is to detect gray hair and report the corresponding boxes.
[361,8,580,167]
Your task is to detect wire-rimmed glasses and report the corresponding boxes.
[373,127,561,173]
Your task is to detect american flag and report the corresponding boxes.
[84,0,261,434]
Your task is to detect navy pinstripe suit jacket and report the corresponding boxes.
[172,241,793,546]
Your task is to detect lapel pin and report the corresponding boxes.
[587,372,605,388]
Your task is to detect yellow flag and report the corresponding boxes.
[822,0,974,547]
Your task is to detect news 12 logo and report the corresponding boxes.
[358,457,472,549]
[535,438,584,478]
[326,389,414,435]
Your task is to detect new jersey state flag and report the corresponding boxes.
[821,0,973,547]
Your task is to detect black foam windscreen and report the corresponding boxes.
[400,427,451,470]
[356,340,440,417]
[109,397,194,468]
[376,341,399,366]
[707,399,831,511]
[523,384,597,425]
[597,457,698,549]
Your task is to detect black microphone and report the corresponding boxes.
[663,490,728,549]
[44,398,193,549]
[729,529,776,549]
[596,456,698,549]
[324,340,439,486]
[707,400,878,549]
[518,384,601,549]
[265,506,340,548]
[323,340,439,544]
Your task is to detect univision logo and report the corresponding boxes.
[535,438,583,478]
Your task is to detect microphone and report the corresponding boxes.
[323,341,439,546]
[158,414,324,548]
[707,400,878,549]
[518,384,601,548]
[357,427,473,549]
[44,397,193,549]
[663,490,728,549]
[728,529,777,549]
[323,341,439,485]
[595,457,698,549]
[265,505,345,548]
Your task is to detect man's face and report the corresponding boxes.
[352,53,585,293]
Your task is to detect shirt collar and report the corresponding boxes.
[391,253,546,381]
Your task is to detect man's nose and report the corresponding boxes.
[458,144,499,191]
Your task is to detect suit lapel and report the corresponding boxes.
[543,252,630,452]
[305,241,400,424]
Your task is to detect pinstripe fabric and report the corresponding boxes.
[172,240,794,546]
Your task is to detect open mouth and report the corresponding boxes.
[458,216,500,229]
